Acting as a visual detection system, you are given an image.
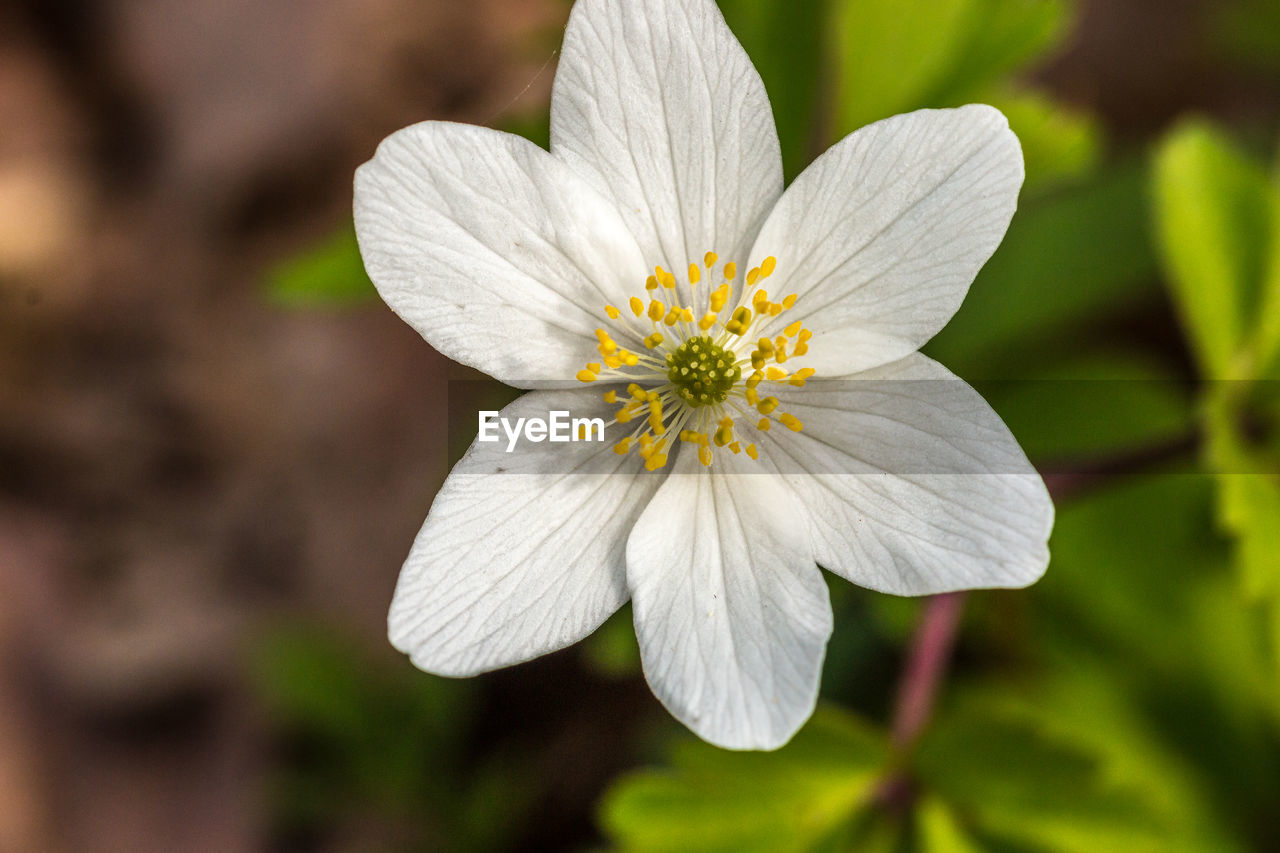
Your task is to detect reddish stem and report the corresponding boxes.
[889,591,967,749]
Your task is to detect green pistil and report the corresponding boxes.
[666,335,740,407]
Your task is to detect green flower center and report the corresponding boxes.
[665,335,740,407]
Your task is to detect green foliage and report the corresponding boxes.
[1153,122,1276,379]
[720,0,828,180]
[828,0,1094,194]
[926,160,1159,376]
[267,226,376,307]
[601,708,887,852]
[253,624,529,852]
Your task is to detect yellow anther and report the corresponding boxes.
[779,413,804,432]
[630,296,645,316]
[614,438,631,454]
[783,293,798,309]
[617,403,636,423]
[645,452,668,471]
[648,300,665,321]
[699,312,717,330]
[746,387,759,406]
[704,251,718,268]
[596,329,617,355]
[588,362,601,373]
[725,306,753,335]
[757,337,774,355]
[576,369,598,383]
[714,417,735,447]
[766,366,787,381]
[757,418,770,431]
[729,441,741,454]
[603,355,622,368]
[768,303,782,316]
[681,307,694,323]
[794,367,816,380]
[746,267,760,286]
[646,275,658,290]
[750,352,767,370]
[723,261,737,279]
[605,305,621,319]
[644,332,664,348]
[698,444,713,466]
[688,263,701,284]
[656,265,677,289]
[758,396,779,414]
[761,256,776,277]
[647,390,660,402]
[746,443,758,460]
[746,370,763,389]
[622,350,640,366]
[709,284,730,312]
[794,342,809,356]
[603,390,617,404]
[664,307,682,326]
[752,289,769,312]
[628,383,647,400]
[784,320,803,337]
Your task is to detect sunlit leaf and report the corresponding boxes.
[600,707,887,853]
[991,90,1101,194]
[1152,121,1274,378]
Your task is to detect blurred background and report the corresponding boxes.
[2,0,1280,850]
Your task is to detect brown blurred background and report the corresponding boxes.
[0,0,1275,851]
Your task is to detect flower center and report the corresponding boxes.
[574,251,813,471]
[666,336,740,407]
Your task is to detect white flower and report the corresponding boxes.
[353,0,1054,750]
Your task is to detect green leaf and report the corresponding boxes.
[600,707,887,853]
[267,226,376,307]
[1152,121,1275,378]
[925,161,1158,375]
[720,0,827,181]
[829,0,1070,136]
[924,0,1070,105]
[981,351,1193,463]
[990,90,1101,194]
[916,697,1171,853]
[581,604,642,677]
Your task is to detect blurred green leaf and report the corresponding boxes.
[917,697,1170,853]
[829,0,1070,134]
[600,707,887,853]
[991,90,1101,194]
[925,161,1158,375]
[1152,121,1275,378]
[582,604,642,677]
[983,351,1193,462]
[267,226,375,307]
[721,0,827,180]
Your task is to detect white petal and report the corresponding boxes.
[355,122,647,386]
[763,353,1053,595]
[551,0,783,272]
[747,106,1024,375]
[388,389,662,675]
[626,447,832,750]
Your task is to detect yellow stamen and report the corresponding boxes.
[603,390,617,404]
[761,256,776,277]
[576,369,598,383]
[704,251,718,268]
[745,443,758,460]
[784,320,803,337]
[688,263,701,284]
[723,261,737,279]
[630,296,644,316]
[779,413,804,432]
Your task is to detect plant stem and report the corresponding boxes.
[889,591,967,749]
